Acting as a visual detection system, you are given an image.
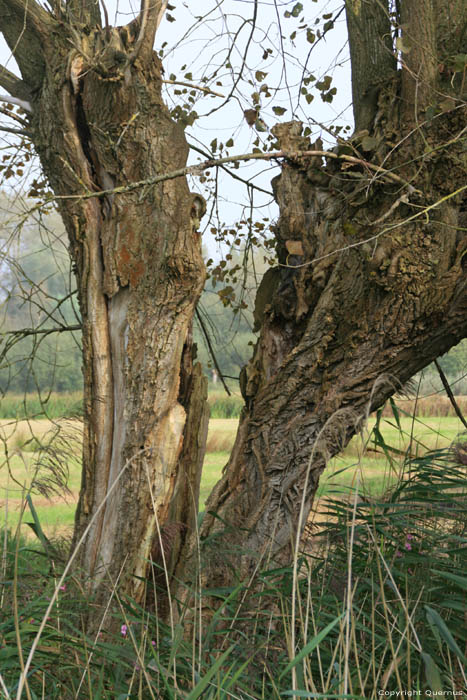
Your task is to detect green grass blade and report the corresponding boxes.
[279,613,344,681]
[425,605,467,663]
[185,645,235,700]
[430,569,467,591]
[26,494,51,556]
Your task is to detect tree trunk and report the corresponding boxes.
[198,0,467,587]
[1,0,466,612]
[3,11,208,603]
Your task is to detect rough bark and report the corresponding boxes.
[1,0,466,614]
[345,0,396,132]
[0,3,207,604]
[198,1,467,588]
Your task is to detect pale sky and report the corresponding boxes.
[0,0,353,259]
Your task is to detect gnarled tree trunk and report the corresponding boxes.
[1,0,465,612]
[198,0,467,587]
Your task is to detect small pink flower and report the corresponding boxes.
[395,550,402,558]
[151,640,156,647]
[59,585,66,591]
[405,542,412,551]
[406,533,414,540]
[121,624,128,637]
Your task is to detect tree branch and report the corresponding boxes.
[130,0,167,63]
[0,123,30,136]
[1,324,82,340]
[0,0,53,91]
[0,93,32,112]
[0,65,32,101]
[345,0,396,132]
[45,147,423,203]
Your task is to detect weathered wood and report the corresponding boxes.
[21,17,207,604]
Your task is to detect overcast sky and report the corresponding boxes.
[0,0,353,259]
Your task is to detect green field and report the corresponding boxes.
[1,413,465,536]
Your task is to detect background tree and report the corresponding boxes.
[0,0,465,611]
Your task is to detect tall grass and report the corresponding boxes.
[1,390,467,421]
[1,427,465,698]
[0,392,83,420]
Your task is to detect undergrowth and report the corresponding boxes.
[0,413,466,698]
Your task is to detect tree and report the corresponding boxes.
[0,0,465,610]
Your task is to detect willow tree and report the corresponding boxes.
[0,0,465,604]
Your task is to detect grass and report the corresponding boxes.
[1,412,466,537]
[0,394,466,697]
[1,440,466,698]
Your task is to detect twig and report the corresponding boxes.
[45,147,425,204]
[434,359,467,429]
[1,324,81,339]
[195,307,231,396]
[162,79,224,98]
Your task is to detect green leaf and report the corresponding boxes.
[226,138,234,147]
[306,29,315,44]
[255,70,267,82]
[291,2,303,17]
[185,645,235,700]
[26,495,50,555]
[361,136,378,152]
[421,652,442,693]
[453,53,467,71]
[425,605,467,663]
[279,614,344,680]
[272,106,287,115]
[430,569,467,591]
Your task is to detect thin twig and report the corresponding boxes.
[195,307,231,396]
[1,324,81,339]
[44,147,424,204]
[434,359,467,429]
[162,79,224,98]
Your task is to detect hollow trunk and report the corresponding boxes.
[28,25,208,603]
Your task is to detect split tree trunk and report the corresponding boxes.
[1,0,466,611]
[0,5,209,602]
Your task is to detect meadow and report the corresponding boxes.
[1,394,466,698]
[1,402,465,537]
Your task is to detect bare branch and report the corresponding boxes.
[0,94,32,112]
[162,79,224,98]
[1,324,82,340]
[0,65,32,102]
[0,0,53,90]
[130,0,167,63]
[43,147,423,203]
[0,123,29,136]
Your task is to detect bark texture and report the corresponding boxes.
[0,2,207,603]
[1,0,466,612]
[198,0,467,587]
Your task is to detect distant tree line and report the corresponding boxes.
[1,198,466,395]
